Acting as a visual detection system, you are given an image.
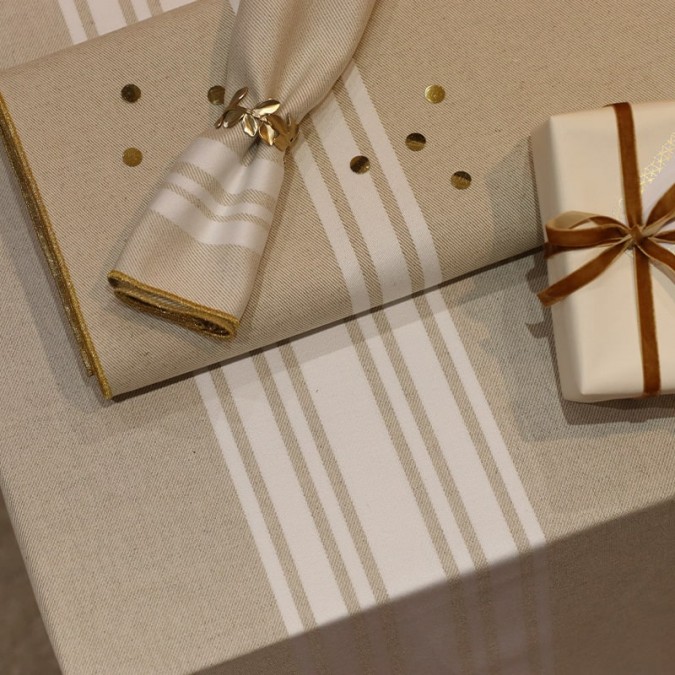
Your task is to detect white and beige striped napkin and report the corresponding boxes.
[108,0,376,338]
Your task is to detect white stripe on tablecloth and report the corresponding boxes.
[84,0,126,33]
[384,298,530,670]
[289,325,446,599]
[220,359,349,626]
[310,93,413,304]
[387,301,519,565]
[291,135,371,314]
[427,289,554,674]
[263,347,378,611]
[332,50,551,666]
[129,0,152,21]
[195,373,304,635]
[196,374,319,675]
[56,0,88,43]
[427,291,547,552]
[355,313,486,667]
[158,0,194,10]
[357,315,492,670]
[299,61,488,670]
[341,62,443,289]
[355,316,474,574]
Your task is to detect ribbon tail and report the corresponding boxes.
[538,242,627,307]
[647,183,675,225]
[652,231,675,244]
[640,238,675,273]
[108,135,284,338]
[633,247,660,395]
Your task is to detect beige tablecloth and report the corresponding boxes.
[0,1,674,674]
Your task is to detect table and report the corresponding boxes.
[1,2,674,674]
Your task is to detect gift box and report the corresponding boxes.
[3,0,675,399]
[532,102,675,402]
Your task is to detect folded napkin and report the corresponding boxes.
[109,0,376,338]
[2,0,675,398]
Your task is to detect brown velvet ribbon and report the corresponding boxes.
[538,102,675,396]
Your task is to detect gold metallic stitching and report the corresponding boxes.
[107,270,239,339]
[0,92,112,399]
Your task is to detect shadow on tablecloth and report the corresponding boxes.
[0,487,60,674]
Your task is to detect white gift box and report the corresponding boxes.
[531,102,675,402]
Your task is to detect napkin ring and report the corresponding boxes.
[215,87,299,152]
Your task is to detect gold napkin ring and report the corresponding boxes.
[215,87,299,152]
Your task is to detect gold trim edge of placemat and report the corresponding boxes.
[0,92,112,399]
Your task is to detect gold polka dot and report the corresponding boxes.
[425,84,445,104]
[451,171,472,190]
[121,84,141,103]
[405,133,426,151]
[208,85,225,105]
[123,147,143,167]
[350,155,371,174]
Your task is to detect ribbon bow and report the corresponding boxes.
[538,102,675,396]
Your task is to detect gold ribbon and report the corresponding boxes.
[538,102,675,396]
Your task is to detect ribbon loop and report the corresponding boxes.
[538,103,675,396]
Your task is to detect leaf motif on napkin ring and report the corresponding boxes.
[215,87,299,152]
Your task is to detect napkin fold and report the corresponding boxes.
[108,0,376,338]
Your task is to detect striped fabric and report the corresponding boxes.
[2,1,675,674]
[2,1,552,671]
[196,296,553,674]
